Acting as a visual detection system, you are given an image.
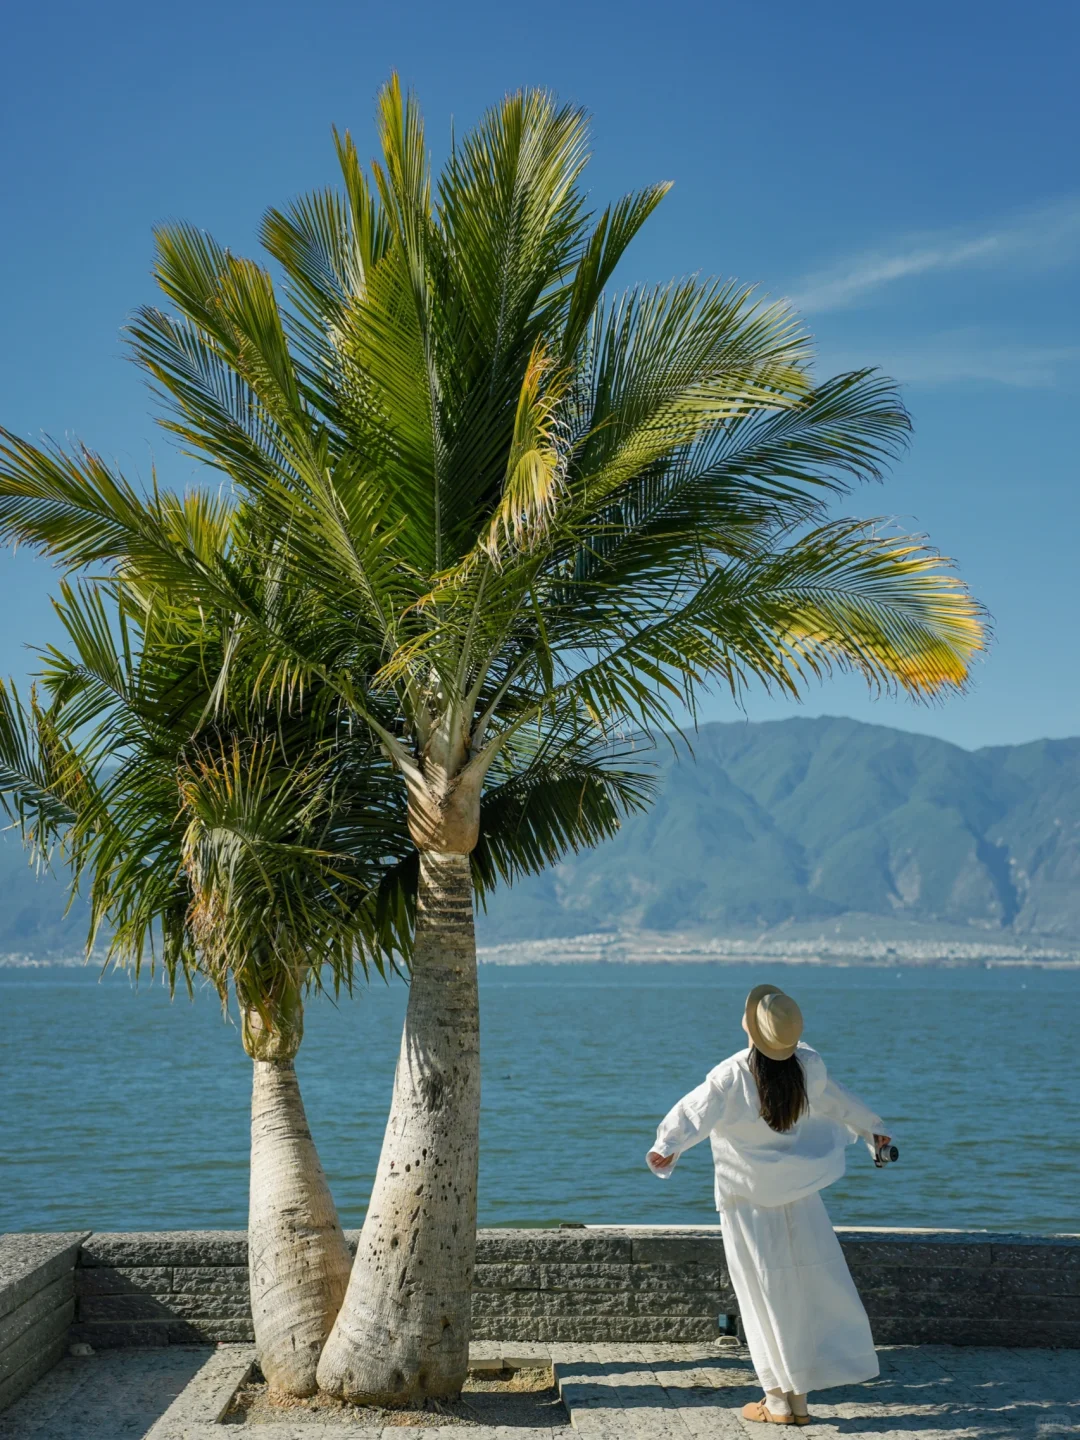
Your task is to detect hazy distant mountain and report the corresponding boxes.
[0,833,89,956]
[4,716,1080,956]
[477,717,1080,943]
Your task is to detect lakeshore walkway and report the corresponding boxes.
[0,1340,1077,1439]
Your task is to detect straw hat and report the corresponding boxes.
[744,984,803,1061]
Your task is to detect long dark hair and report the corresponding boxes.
[749,1046,808,1133]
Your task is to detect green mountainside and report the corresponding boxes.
[477,717,1080,943]
[3,716,1080,955]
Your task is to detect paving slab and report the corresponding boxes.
[145,1345,256,1437]
[550,1343,1080,1438]
[1,1342,1078,1437]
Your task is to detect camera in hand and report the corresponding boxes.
[874,1140,899,1167]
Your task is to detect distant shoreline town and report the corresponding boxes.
[7,930,1080,970]
[478,928,1080,968]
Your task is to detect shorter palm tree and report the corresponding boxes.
[0,573,412,1394]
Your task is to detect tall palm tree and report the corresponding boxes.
[1,79,985,1403]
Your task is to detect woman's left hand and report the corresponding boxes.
[647,1151,675,1170]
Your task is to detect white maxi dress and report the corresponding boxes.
[648,1043,883,1397]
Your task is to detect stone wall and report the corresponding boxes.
[833,1229,1080,1348]
[62,1227,1080,1351]
[74,1232,251,1350]
[0,1232,87,1411]
[473,1227,736,1343]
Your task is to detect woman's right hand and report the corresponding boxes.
[873,1133,892,1148]
[648,1151,675,1170]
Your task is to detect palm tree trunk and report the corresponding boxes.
[316,851,480,1404]
[244,994,352,1395]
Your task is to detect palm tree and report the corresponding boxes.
[0,569,413,1395]
[1,78,984,1403]
[0,407,645,1404]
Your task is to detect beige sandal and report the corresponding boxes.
[742,1399,796,1424]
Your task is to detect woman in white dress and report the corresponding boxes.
[646,984,891,1427]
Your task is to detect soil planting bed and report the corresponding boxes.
[223,1364,569,1428]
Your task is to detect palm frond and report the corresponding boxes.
[0,681,78,842]
[558,183,672,360]
[473,737,655,895]
[539,519,986,736]
[481,342,570,559]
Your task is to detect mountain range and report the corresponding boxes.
[3,716,1080,957]
[477,716,1080,944]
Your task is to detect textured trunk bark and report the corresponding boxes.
[245,996,352,1395]
[316,852,480,1404]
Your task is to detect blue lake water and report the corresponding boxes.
[3,962,1078,1235]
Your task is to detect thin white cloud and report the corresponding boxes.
[790,199,1080,313]
[821,330,1080,389]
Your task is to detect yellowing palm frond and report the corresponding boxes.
[773,532,986,696]
[482,343,571,560]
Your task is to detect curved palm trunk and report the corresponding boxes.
[316,852,480,1404]
[244,996,352,1396]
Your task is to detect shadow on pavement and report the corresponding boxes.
[0,1347,213,1440]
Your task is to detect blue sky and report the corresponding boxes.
[1,0,1076,751]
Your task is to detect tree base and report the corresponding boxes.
[316,1326,467,1406]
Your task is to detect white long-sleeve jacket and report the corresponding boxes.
[647,1043,884,1210]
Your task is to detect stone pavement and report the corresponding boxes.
[0,1347,217,1439]
[0,1341,1077,1439]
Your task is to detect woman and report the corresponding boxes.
[646,984,890,1427]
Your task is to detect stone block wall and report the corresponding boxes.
[472,1227,734,1343]
[841,1230,1080,1348]
[0,1232,87,1412]
[61,1226,1080,1351]
[73,1232,253,1348]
